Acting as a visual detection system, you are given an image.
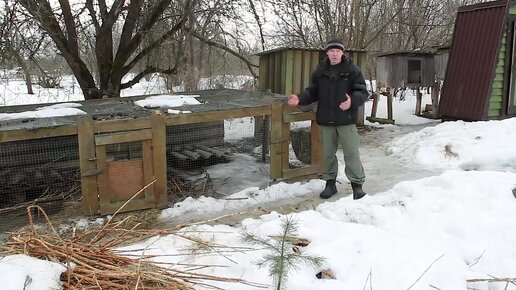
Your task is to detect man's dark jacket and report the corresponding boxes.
[298,56,369,126]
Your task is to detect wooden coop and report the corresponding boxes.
[370,51,442,124]
[257,47,368,165]
[441,0,516,120]
[0,89,325,223]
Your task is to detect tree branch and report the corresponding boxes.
[121,11,190,76]
[188,30,258,78]
[121,66,177,89]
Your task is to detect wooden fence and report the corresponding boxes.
[0,100,321,215]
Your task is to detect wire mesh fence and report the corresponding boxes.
[0,96,318,236]
[0,135,82,231]
[166,117,270,202]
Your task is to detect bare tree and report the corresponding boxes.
[16,0,198,99]
[0,0,51,94]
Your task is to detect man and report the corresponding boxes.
[287,39,368,200]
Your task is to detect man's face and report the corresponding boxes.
[327,48,344,65]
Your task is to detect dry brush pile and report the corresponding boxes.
[1,205,264,289]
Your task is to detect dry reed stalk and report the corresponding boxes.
[1,205,266,289]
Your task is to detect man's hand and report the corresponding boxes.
[339,94,351,111]
[288,94,299,106]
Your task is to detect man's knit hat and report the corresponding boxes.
[325,39,345,51]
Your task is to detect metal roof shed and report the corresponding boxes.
[440,0,516,120]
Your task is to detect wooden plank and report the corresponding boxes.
[0,124,77,143]
[170,151,188,160]
[94,118,152,134]
[182,149,201,160]
[96,145,109,211]
[195,144,227,157]
[142,140,155,199]
[78,116,99,215]
[0,134,77,157]
[284,50,294,95]
[283,112,316,123]
[282,166,320,179]
[259,55,269,91]
[269,53,275,93]
[151,112,168,209]
[366,116,395,125]
[301,50,311,92]
[293,50,303,94]
[105,159,145,202]
[272,51,285,94]
[95,129,152,146]
[164,106,270,126]
[270,101,284,179]
[281,120,290,173]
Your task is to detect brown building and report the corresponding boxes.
[440,0,516,120]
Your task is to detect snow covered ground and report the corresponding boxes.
[1,77,516,289]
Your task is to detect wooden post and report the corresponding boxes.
[356,105,365,126]
[151,112,168,209]
[78,116,99,215]
[262,115,270,163]
[415,87,422,116]
[370,93,379,118]
[270,100,284,180]
[431,81,440,118]
[387,88,394,121]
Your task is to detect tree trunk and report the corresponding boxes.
[11,48,33,94]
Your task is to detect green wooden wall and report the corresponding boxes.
[488,31,506,118]
[488,5,516,117]
[259,48,367,95]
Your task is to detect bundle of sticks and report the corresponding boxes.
[2,205,261,289]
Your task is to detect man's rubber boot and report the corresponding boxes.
[320,180,337,199]
[351,182,366,200]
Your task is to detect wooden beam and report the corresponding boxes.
[366,116,395,125]
[142,139,155,199]
[151,112,168,209]
[94,129,152,146]
[282,166,320,179]
[283,112,316,123]
[0,124,77,143]
[94,118,151,134]
[95,145,108,213]
[270,101,284,179]
[164,106,270,126]
[78,116,99,215]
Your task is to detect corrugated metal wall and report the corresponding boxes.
[440,0,508,120]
